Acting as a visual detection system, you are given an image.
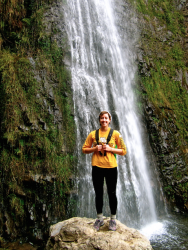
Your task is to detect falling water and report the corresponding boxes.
[64,0,158,228]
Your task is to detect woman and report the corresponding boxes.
[82,111,127,231]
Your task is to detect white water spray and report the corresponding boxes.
[64,0,157,228]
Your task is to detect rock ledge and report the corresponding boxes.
[46,217,153,250]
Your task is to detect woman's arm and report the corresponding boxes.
[84,145,102,154]
[102,131,127,156]
[82,132,103,154]
[102,144,123,155]
[115,132,127,156]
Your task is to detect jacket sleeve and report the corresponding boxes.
[116,131,127,156]
[82,132,94,154]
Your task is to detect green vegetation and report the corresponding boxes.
[130,0,188,206]
[0,0,76,235]
[133,0,188,143]
[164,185,175,200]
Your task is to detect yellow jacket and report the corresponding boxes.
[82,128,127,168]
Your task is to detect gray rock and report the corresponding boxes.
[43,99,47,108]
[46,217,153,250]
[49,88,54,99]
[48,106,53,115]
[28,57,35,68]
[18,125,26,131]
[184,71,188,88]
[43,123,47,130]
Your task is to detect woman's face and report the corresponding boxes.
[100,113,111,128]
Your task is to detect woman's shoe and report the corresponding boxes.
[109,219,116,231]
[93,219,104,231]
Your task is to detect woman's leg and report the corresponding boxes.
[105,167,118,216]
[92,166,105,214]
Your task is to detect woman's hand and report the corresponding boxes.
[102,144,112,152]
[102,144,123,154]
[96,145,102,151]
[84,145,102,154]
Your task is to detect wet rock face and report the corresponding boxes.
[142,95,188,211]
[0,0,75,244]
[135,1,188,211]
[46,217,153,250]
[1,172,70,244]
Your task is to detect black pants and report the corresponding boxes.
[92,166,118,215]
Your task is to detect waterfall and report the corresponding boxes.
[64,0,158,228]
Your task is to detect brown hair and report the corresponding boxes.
[99,111,111,122]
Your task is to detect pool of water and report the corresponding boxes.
[2,214,188,250]
[140,214,188,250]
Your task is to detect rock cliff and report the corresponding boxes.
[134,0,188,212]
[46,217,153,250]
[0,0,76,243]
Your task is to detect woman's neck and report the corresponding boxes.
[100,126,109,132]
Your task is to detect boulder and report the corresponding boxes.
[46,217,153,250]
